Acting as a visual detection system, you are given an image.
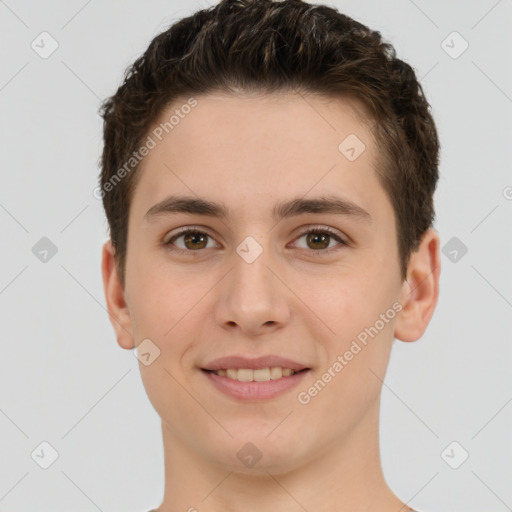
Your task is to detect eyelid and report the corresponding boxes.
[164,225,210,242]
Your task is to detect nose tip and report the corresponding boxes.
[216,251,291,335]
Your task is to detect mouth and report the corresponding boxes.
[201,359,311,401]
[202,366,308,382]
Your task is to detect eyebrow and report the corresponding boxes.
[144,194,372,223]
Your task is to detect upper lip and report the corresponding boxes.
[202,355,310,372]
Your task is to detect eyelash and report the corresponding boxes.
[163,225,348,256]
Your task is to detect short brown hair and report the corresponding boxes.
[99,0,440,285]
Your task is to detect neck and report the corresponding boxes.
[155,398,410,512]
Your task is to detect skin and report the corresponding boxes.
[102,91,440,512]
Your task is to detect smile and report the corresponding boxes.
[201,368,310,401]
[210,367,299,381]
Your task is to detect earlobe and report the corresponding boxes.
[101,240,135,349]
[394,228,441,342]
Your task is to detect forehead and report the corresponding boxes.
[130,91,391,227]
[153,91,373,155]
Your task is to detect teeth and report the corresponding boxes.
[212,367,298,381]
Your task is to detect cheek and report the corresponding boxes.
[315,270,393,330]
[127,243,186,326]
[127,266,206,422]
[298,299,396,432]
[313,268,400,377]
[126,258,213,360]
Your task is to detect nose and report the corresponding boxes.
[214,244,292,337]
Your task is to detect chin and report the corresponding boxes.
[203,430,308,475]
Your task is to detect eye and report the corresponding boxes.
[163,226,348,255]
[291,227,347,254]
[164,228,219,253]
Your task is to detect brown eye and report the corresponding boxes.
[306,232,331,250]
[165,229,217,251]
[182,231,208,250]
[292,227,347,253]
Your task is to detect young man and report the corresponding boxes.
[99,1,441,511]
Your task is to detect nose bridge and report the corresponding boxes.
[216,234,290,333]
[231,237,276,308]
[230,223,274,290]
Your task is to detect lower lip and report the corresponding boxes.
[202,369,310,401]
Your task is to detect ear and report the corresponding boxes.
[394,228,441,342]
[101,240,135,349]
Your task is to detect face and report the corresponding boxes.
[109,92,417,473]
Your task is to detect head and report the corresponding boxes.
[100,0,440,475]
[99,0,440,286]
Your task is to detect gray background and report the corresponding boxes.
[1,1,511,511]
